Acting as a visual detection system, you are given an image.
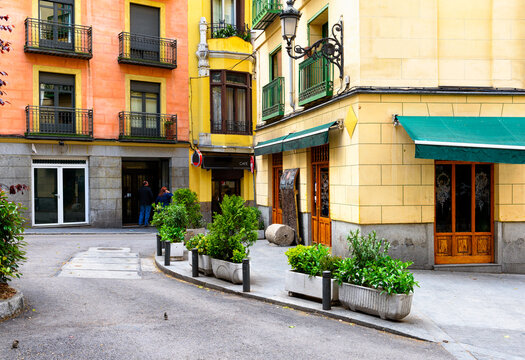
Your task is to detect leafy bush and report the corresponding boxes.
[212,24,251,42]
[172,189,203,229]
[185,233,208,254]
[151,203,189,230]
[207,195,258,263]
[285,244,341,277]
[159,225,185,243]
[334,230,419,295]
[0,190,27,283]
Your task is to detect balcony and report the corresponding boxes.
[262,77,285,122]
[212,118,251,135]
[252,0,282,30]
[24,18,92,59]
[119,111,177,143]
[118,32,177,69]
[209,22,251,42]
[298,56,333,106]
[25,106,93,140]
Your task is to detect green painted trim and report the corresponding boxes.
[268,45,282,81]
[307,4,329,45]
[416,145,525,164]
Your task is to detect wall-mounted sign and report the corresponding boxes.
[250,156,255,173]
[202,154,251,170]
[191,149,203,167]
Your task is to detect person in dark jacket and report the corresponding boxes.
[138,180,154,227]
[156,186,173,207]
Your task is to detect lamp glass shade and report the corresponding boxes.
[281,15,298,42]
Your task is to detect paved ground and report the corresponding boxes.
[159,240,525,360]
[0,233,453,360]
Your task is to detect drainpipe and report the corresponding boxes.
[289,55,295,111]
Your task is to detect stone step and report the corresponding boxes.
[59,269,141,280]
[433,264,502,273]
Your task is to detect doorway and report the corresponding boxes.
[311,144,331,246]
[122,159,169,225]
[272,153,283,224]
[212,169,242,215]
[32,159,88,226]
[434,162,494,264]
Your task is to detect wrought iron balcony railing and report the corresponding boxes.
[252,0,282,30]
[25,106,93,139]
[119,111,177,142]
[209,22,251,42]
[24,18,92,59]
[118,32,177,69]
[298,55,334,106]
[211,118,251,135]
[262,77,285,122]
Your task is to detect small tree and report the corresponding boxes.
[172,188,203,228]
[0,190,27,284]
[0,15,13,106]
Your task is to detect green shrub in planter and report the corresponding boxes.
[207,195,258,263]
[334,230,419,295]
[0,190,27,283]
[185,233,208,254]
[159,225,185,243]
[285,244,341,277]
[152,203,189,230]
[172,189,203,229]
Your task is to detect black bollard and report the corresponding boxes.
[164,241,171,266]
[242,258,250,292]
[156,235,162,256]
[322,271,331,310]
[192,248,199,277]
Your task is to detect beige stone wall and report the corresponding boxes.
[255,93,525,225]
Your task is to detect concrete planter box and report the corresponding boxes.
[211,258,243,284]
[0,288,24,322]
[257,230,265,239]
[188,254,213,276]
[167,242,185,260]
[339,282,413,320]
[285,270,339,302]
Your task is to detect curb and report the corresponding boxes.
[154,257,428,342]
[0,289,25,322]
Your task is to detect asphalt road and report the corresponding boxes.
[0,234,454,360]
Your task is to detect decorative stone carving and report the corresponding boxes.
[196,17,209,77]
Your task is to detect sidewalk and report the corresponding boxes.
[156,240,525,360]
[25,226,158,235]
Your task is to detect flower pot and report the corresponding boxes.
[284,270,339,302]
[189,254,213,276]
[210,258,243,284]
[169,242,185,259]
[339,282,413,320]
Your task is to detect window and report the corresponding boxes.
[129,81,161,137]
[210,70,251,135]
[39,72,75,133]
[270,47,282,81]
[308,6,328,45]
[130,4,160,61]
[212,0,244,26]
[39,0,74,50]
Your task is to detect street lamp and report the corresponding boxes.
[279,0,344,80]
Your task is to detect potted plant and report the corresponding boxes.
[334,230,419,320]
[284,244,341,302]
[186,233,213,275]
[154,203,188,259]
[172,188,205,240]
[207,195,258,284]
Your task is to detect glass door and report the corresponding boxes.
[39,0,74,50]
[33,163,88,226]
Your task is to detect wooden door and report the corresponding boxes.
[311,145,331,246]
[272,153,283,224]
[434,162,494,264]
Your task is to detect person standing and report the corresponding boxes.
[138,180,154,227]
[156,186,173,207]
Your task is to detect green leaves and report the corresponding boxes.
[159,225,185,243]
[285,244,341,277]
[151,203,188,230]
[185,233,208,254]
[172,189,202,229]
[0,190,27,283]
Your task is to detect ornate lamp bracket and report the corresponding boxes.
[285,19,344,80]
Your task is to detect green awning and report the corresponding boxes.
[398,116,525,164]
[254,121,338,156]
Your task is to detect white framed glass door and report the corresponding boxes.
[32,160,89,226]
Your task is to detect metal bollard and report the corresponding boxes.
[322,271,331,310]
[242,258,250,292]
[156,235,162,256]
[164,241,171,266]
[192,248,199,277]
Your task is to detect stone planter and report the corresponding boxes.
[339,282,413,320]
[0,288,24,322]
[285,270,339,302]
[211,258,243,284]
[189,254,213,276]
[257,230,265,240]
[167,242,185,259]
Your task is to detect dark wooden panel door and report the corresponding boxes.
[434,162,494,264]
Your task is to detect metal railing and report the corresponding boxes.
[209,22,251,41]
[262,77,285,122]
[25,106,93,139]
[118,32,177,69]
[298,55,333,106]
[252,0,282,30]
[24,18,92,59]
[212,118,251,135]
[119,111,177,142]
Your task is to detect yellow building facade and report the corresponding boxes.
[253,0,525,273]
[188,0,257,221]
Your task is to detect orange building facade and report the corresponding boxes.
[0,0,190,227]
